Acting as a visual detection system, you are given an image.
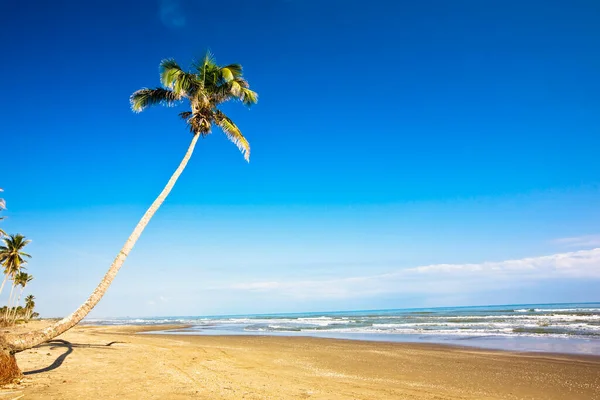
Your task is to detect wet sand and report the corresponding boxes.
[4,323,600,399]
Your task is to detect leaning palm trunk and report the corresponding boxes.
[3,283,15,322]
[2,133,199,358]
[0,275,8,298]
[10,289,24,323]
[0,54,257,383]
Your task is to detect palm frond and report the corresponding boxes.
[240,88,258,106]
[220,67,234,83]
[130,88,181,112]
[159,58,183,89]
[160,59,200,96]
[178,111,192,120]
[193,50,217,72]
[216,78,256,106]
[230,80,242,96]
[173,71,200,97]
[219,64,243,85]
[234,77,249,88]
[209,78,251,104]
[222,64,243,78]
[214,110,250,162]
[192,51,220,88]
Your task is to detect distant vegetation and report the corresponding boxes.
[0,189,38,326]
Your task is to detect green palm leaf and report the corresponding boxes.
[173,71,199,97]
[220,67,234,83]
[159,58,183,89]
[130,88,181,112]
[178,111,192,120]
[214,110,250,162]
[222,64,243,78]
[240,88,258,106]
[133,53,257,161]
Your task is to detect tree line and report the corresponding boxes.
[0,189,38,326]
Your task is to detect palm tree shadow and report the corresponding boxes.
[24,339,124,375]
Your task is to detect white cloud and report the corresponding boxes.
[231,281,281,290]
[147,296,168,306]
[223,248,600,299]
[553,235,600,249]
[158,0,186,29]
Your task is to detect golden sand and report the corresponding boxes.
[3,323,598,399]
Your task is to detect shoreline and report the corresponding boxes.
[8,323,600,399]
[144,331,600,364]
[141,325,600,357]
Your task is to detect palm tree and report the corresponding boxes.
[10,273,32,322]
[0,53,257,381]
[0,234,31,299]
[24,295,34,321]
[4,270,30,322]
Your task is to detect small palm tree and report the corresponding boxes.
[4,271,30,322]
[10,273,33,322]
[0,234,31,298]
[0,53,258,381]
[24,295,35,321]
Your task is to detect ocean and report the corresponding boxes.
[85,302,600,355]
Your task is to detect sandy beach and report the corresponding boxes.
[0,322,596,399]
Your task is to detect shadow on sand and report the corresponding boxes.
[24,339,124,375]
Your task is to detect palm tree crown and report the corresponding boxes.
[0,234,31,277]
[130,52,258,161]
[24,295,34,310]
[14,272,32,288]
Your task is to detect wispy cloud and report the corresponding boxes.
[147,295,169,306]
[225,248,600,299]
[158,0,186,29]
[553,235,600,248]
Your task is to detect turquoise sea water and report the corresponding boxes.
[86,302,600,355]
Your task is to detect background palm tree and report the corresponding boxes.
[0,52,258,382]
[10,272,33,322]
[24,295,35,321]
[0,234,31,299]
[4,270,29,322]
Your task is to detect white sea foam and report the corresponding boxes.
[85,303,600,344]
[534,308,600,312]
[444,314,600,321]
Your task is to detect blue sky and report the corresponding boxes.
[0,0,599,317]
